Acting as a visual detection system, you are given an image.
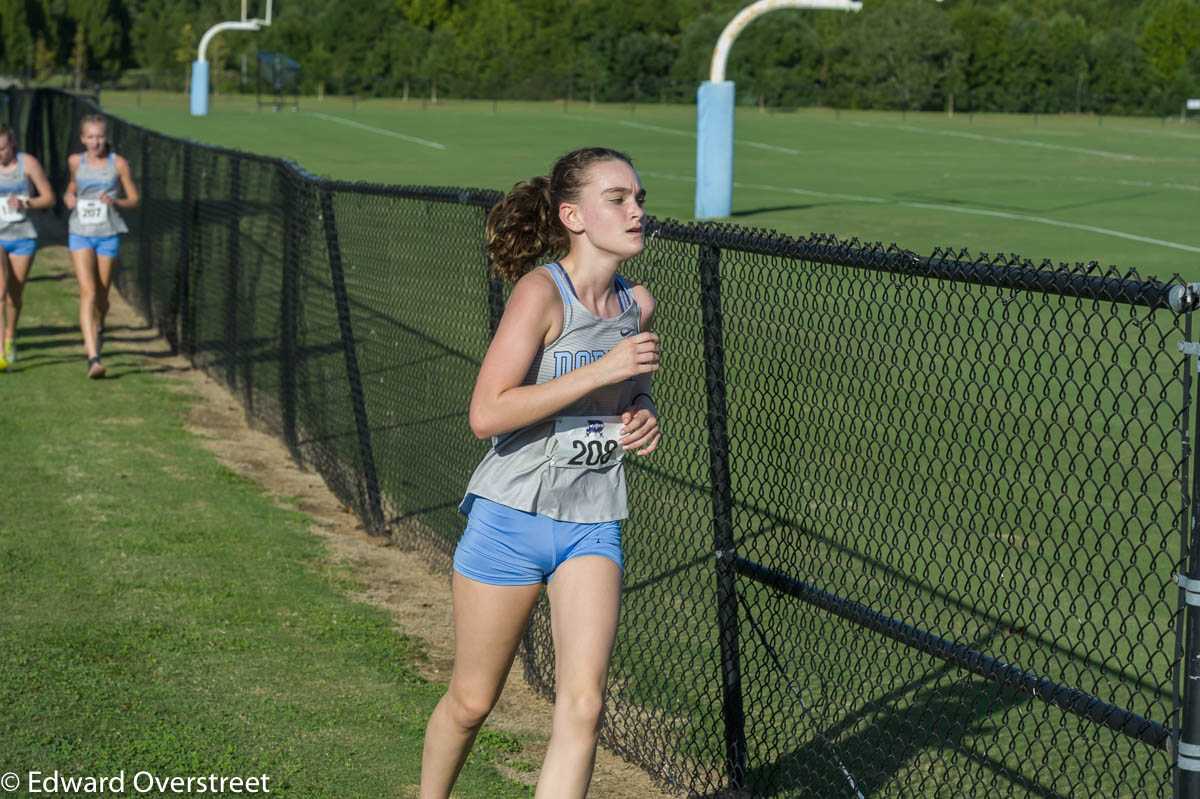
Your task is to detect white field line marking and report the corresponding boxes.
[612,119,802,155]
[894,201,1200,254]
[309,112,446,150]
[1070,175,1200,192]
[638,170,1200,254]
[847,120,1144,161]
[615,120,692,137]
[1105,126,1200,142]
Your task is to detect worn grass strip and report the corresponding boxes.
[0,248,531,798]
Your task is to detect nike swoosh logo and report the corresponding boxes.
[620,328,635,336]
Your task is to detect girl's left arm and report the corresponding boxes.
[620,285,660,456]
[113,155,139,210]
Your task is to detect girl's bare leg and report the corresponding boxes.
[5,251,33,346]
[94,253,118,334]
[420,574,542,799]
[536,555,623,799]
[70,248,100,359]
[0,251,8,363]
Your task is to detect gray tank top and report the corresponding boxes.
[460,262,642,523]
[0,153,37,240]
[69,152,128,236]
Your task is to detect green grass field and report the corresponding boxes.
[0,249,538,799]
[100,90,1200,281]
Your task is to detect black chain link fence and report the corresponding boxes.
[7,88,1200,798]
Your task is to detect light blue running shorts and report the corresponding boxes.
[0,237,36,256]
[68,232,121,257]
[454,496,623,586]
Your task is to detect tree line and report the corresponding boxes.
[2,0,1199,114]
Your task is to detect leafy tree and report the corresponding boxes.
[359,12,428,96]
[728,10,825,106]
[839,0,962,110]
[34,36,57,79]
[613,32,678,94]
[71,22,86,88]
[0,0,32,73]
[421,27,456,100]
[950,1,1014,106]
[175,22,196,68]
[66,0,128,73]
[399,0,459,29]
[674,14,726,84]
[1089,27,1159,113]
[1042,11,1090,110]
[451,0,534,95]
[1141,0,1200,83]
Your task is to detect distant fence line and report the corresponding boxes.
[15,69,1200,120]
[9,87,1200,798]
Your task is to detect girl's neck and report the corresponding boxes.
[558,254,621,300]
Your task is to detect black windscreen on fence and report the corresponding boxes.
[9,88,1200,799]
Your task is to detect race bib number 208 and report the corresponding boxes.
[551,415,626,469]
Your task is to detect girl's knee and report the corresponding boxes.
[558,688,606,733]
[445,689,496,732]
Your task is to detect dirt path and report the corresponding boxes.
[74,248,679,799]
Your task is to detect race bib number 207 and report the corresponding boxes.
[78,198,109,225]
[551,415,626,469]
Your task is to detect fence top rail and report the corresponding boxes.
[644,218,1200,313]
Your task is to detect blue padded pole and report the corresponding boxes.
[190,61,210,116]
[696,80,735,219]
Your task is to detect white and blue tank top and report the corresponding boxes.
[460,262,643,523]
[0,153,37,240]
[69,152,128,236]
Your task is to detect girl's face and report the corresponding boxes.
[0,135,14,166]
[81,122,107,156]
[565,159,646,262]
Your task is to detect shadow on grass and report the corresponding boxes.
[27,270,74,283]
[730,204,822,217]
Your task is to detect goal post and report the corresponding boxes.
[695,0,862,218]
[190,0,274,116]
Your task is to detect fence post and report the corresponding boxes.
[278,167,300,458]
[176,146,194,357]
[1180,311,1200,799]
[318,186,385,532]
[138,135,152,320]
[699,241,748,793]
[224,158,241,387]
[29,91,45,185]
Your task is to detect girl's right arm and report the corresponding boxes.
[21,154,54,210]
[468,271,660,439]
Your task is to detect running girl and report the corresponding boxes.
[420,147,661,799]
[64,114,139,379]
[0,122,54,370]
